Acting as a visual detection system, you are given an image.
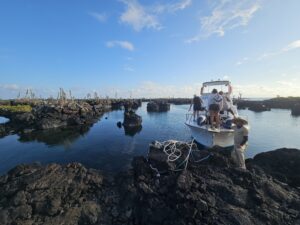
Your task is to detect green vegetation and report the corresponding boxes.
[0,105,32,113]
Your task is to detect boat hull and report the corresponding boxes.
[185,122,234,148]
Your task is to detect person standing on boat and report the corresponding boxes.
[219,83,235,116]
[189,95,203,121]
[232,117,249,169]
[208,89,223,129]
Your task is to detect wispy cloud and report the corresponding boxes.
[120,0,192,31]
[186,0,261,43]
[123,65,135,72]
[0,84,20,91]
[120,0,161,31]
[106,40,135,51]
[258,39,300,60]
[89,12,107,23]
[152,0,192,13]
[236,57,249,66]
[283,40,300,51]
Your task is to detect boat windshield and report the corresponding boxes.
[201,84,230,95]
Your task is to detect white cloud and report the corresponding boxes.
[235,57,249,66]
[120,0,161,31]
[258,39,300,60]
[127,81,202,98]
[186,0,260,43]
[0,84,20,91]
[120,0,192,31]
[89,12,107,23]
[123,65,135,72]
[152,0,192,13]
[283,40,300,52]
[234,79,300,98]
[106,40,135,51]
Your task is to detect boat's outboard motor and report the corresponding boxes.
[197,115,206,126]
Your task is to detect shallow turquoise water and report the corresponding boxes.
[0,103,299,174]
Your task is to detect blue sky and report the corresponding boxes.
[0,0,300,99]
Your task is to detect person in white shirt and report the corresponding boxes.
[219,84,235,117]
[232,117,249,169]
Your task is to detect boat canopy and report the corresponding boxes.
[202,80,230,87]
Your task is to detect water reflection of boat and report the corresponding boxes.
[185,80,242,148]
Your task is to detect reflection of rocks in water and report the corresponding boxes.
[18,125,91,148]
[291,104,300,116]
[0,124,6,137]
[124,125,142,137]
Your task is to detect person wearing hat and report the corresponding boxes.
[232,117,249,169]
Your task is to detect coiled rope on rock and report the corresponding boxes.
[148,139,212,174]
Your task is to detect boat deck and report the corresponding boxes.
[185,120,234,133]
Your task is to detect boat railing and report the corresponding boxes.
[185,113,194,123]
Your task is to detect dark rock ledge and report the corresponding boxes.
[0,148,300,225]
[0,99,142,138]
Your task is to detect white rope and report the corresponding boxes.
[148,139,212,173]
[157,139,195,171]
[162,140,183,162]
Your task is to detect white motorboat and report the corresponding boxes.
[185,80,239,148]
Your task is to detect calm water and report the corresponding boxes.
[0,103,300,174]
[0,117,9,124]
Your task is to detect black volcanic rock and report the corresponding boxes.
[247,148,300,188]
[123,110,142,128]
[236,97,300,111]
[147,101,170,112]
[248,103,270,112]
[291,104,300,116]
[0,148,300,225]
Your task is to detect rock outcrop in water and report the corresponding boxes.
[0,102,104,137]
[236,97,300,114]
[248,103,271,112]
[0,147,299,225]
[122,109,142,137]
[123,110,142,128]
[143,98,191,105]
[236,101,270,112]
[147,101,170,112]
[111,100,142,110]
[0,99,143,138]
[291,104,300,116]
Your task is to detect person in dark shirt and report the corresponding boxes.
[189,95,203,121]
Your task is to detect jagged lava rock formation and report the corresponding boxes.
[0,148,299,225]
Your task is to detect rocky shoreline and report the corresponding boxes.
[0,146,299,225]
[236,97,300,115]
[143,98,191,105]
[0,99,142,138]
